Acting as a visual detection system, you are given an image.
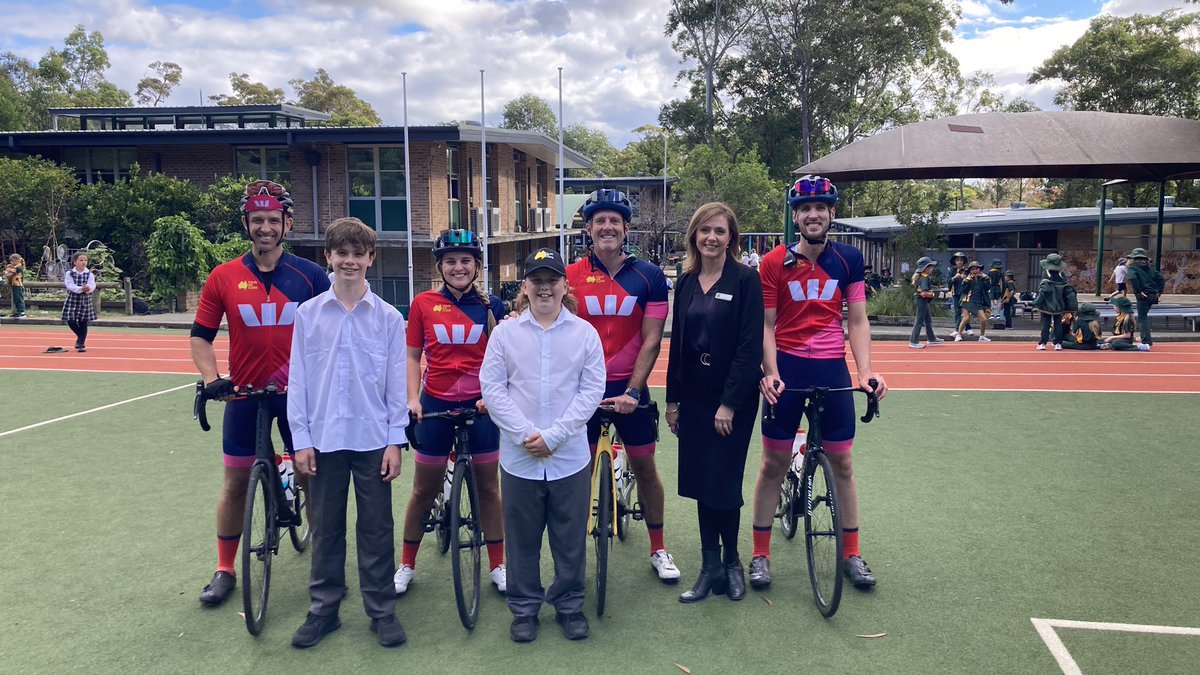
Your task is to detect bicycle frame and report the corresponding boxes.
[588,417,621,536]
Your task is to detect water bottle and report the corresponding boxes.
[612,443,626,490]
[277,455,295,501]
[442,454,455,502]
[791,429,807,473]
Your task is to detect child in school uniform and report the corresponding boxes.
[955,261,992,342]
[287,217,409,649]
[1101,296,1147,351]
[908,257,942,349]
[4,254,26,318]
[1001,270,1018,329]
[1032,253,1077,351]
[1061,303,1101,350]
[479,248,605,643]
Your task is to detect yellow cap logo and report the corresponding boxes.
[535,250,552,260]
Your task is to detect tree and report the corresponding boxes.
[0,156,78,259]
[1028,11,1200,119]
[675,142,778,232]
[500,93,558,137]
[665,0,757,140]
[289,68,381,126]
[209,73,285,106]
[136,61,182,107]
[145,215,211,308]
[562,123,617,174]
[891,183,952,263]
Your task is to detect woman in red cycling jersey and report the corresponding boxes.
[394,229,507,596]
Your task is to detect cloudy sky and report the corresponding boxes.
[0,0,1195,145]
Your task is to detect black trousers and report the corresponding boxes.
[1136,297,1154,345]
[308,448,396,619]
[1039,313,1063,345]
[910,297,936,343]
[67,319,89,346]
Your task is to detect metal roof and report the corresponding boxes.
[798,111,1200,182]
[563,176,679,187]
[834,205,1200,240]
[48,104,331,122]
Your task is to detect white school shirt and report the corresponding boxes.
[1113,264,1128,283]
[287,286,408,452]
[479,306,605,481]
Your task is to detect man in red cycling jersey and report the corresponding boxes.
[190,180,330,606]
[749,176,888,592]
[566,189,681,583]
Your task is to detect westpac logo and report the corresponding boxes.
[433,324,484,345]
[238,302,298,327]
[252,198,275,209]
[584,294,638,316]
[787,279,838,302]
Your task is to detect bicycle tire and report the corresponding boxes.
[288,478,311,552]
[779,472,800,540]
[434,493,451,555]
[804,451,844,618]
[593,452,612,617]
[449,459,481,630]
[241,463,275,635]
[616,458,636,542]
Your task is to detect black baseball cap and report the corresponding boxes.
[523,248,566,277]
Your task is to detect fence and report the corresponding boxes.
[19,278,135,315]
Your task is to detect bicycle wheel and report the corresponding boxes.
[449,459,481,630]
[804,451,844,618]
[616,459,636,542]
[288,478,311,552]
[241,463,276,635]
[593,452,612,617]
[779,471,800,540]
[434,493,451,555]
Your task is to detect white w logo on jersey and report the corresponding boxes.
[787,279,839,302]
[433,324,484,345]
[238,302,298,327]
[584,295,638,316]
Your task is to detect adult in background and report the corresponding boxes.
[190,180,330,606]
[62,252,97,352]
[1125,248,1164,351]
[751,175,888,592]
[665,203,763,603]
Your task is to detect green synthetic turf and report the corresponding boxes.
[1,375,1198,674]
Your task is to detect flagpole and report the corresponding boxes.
[480,69,490,294]
[402,72,414,304]
[557,66,566,256]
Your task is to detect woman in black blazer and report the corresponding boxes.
[665,202,764,603]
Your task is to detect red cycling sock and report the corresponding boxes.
[485,539,505,569]
[401,539,421,568]
[647,523,665,554]
[216,534,240,574]
[752,526,772,559]
[843,528,860,559]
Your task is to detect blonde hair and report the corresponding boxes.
[512,279,578,315]
[683,202,740,275]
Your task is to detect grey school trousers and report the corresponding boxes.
[501,464,591,618]
[308,448,396,619]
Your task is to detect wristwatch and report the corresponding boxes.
[623,387,641,401]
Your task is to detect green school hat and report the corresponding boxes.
[1109,296,1133,311]
[1039,253,1066,271]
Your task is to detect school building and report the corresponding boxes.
[1,104,592,307]
[833,202,1200,295]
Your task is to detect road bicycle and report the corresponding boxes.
[193,382,310,635]
[588,403,654,617]
[408,407,487,630]
[765,380,879,618]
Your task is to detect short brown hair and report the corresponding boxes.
[324,217,376,254]
[683,202,740,274]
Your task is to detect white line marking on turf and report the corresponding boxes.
[1031,618,1200,675]
[0,382,194,438]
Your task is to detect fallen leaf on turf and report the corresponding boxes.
[856,632,887,639]
[674,664,691,674]
[762,597,773,607]
[178,633,184,638]
[238,612,245,620]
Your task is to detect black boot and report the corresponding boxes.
[725,559,746,600]
[679,549,727,603]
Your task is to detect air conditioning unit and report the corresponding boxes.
[528,208,541,233]
[490,207,502,235]
[539,208,553,232]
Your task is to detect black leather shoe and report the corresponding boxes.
[679,549,726,603]
[198,571,236,606]
[555,612,590,640]
[370,615,407,647]
[725,560,746,601]
[748,555,771,590]
[510,615,540,643]
[292,612,341,648]
[844,555,877,589]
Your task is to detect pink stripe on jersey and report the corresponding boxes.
[779,320,845,359]
[605,335,642,381]
[435,369,483,401]
[644,300,669,320]
[846,281,866,303]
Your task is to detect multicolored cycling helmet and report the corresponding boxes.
[240,180,294,216]
[433,229,483,259]
[787,175,838,207]
[582,188,632,222]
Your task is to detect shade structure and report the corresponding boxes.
[797,111,1200,182]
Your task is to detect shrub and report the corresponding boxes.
[866,283,948,317]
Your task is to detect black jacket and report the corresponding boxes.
[666,256,764,410]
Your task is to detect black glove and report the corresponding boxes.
[204,377,236,400]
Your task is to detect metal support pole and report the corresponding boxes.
[1095,184,1107,297]
[1154,180,1166,271]
[402,72,414,304]
[480,70,490,294]
[557,67,566,256]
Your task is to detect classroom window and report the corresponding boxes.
[347,146,408,232]
[235,147,290,184]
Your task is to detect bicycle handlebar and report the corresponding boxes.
[406,407,488,452]
[193,381,286,433]
[763,378,881,425]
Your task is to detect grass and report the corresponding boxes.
[1,373,1198,674]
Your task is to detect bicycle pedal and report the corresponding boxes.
[631,501,645,521]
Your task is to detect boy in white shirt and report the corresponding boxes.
[287,217,408,649]
[480,248,605,643]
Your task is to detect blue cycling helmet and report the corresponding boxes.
[433,229,483,259]
[788,175,838,207]
[582,188,632,223]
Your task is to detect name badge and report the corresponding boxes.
[715,292,733,301]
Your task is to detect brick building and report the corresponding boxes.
[3,104,591,307]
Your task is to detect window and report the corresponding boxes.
[513,150,525,232]
[1108,224,1148,253]
[974,232,1018,249]
[1160,222,1198,252]
[1018,230,1058,249]
[947,233,973,249]
[236,147,290,184]
[61,148,137,184]
[347,146,408,233]
[447,148,460,229]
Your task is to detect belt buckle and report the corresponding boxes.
[700,352,712,366]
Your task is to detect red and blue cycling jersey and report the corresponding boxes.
[567,254,669,382]
[759,241,866,359]
[194,251,329,388]
[407,287,504,400]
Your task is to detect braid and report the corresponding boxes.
[475,286,497,334]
